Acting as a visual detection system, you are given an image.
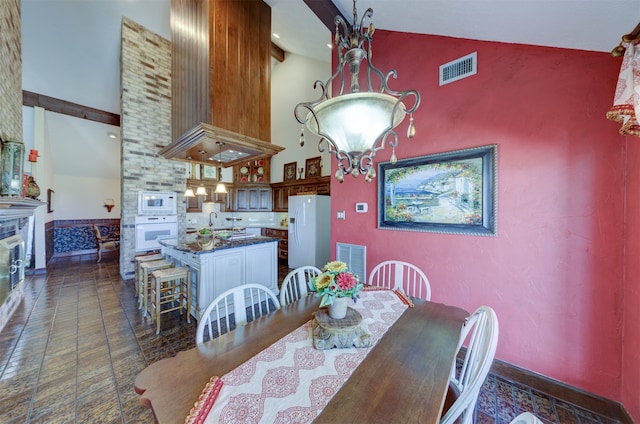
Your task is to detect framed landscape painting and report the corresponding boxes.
[378,145,497,236]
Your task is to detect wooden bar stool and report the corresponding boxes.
[138,259,173,314]
[134,253,165,298]
[150,267,190,334]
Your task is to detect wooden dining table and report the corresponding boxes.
[134,294,469,423]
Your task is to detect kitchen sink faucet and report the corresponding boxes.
[208,212,217,229]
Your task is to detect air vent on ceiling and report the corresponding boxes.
[439,52,477,86]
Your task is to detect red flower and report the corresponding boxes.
[336,272,356,290]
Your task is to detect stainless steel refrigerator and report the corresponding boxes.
[288,194,331,269]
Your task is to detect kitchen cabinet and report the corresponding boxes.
[233,185,272,211]
[262,227,288,260]
[270,176,331,212]
[161,238,278,320]
[234,158,270,183]
[272,185,295,212]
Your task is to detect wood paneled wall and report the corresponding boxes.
[171,0,271,143]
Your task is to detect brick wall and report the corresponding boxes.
[0,0,22,141]
[120,17,186,279]
[0,0,25,334]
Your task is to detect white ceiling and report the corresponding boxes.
[267,0,640,63]
[20,0,636,182]
[22,0,638,116]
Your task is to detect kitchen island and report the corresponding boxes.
[158,235,279,320]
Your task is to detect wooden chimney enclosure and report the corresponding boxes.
[171,0,272,144]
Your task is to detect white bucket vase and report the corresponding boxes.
[328,297,349,319]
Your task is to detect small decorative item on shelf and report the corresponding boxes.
[0,136,25,197]
[309,261,363,319]
[25,176,40,199]
[26,149,41,199]
[298,167,304,180]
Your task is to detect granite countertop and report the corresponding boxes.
[254,225,288,231]
[159,235,280,254]
[187,225,288,232]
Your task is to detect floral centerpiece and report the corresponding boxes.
[309,261,363,309]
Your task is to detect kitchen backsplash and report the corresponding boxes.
[186,211,288,231]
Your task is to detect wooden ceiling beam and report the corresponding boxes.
[271,41,285,62]
[23,90,121,127]
[303,0,347,32]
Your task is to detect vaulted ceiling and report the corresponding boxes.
[20,0,636,179]
[22,0,637,117]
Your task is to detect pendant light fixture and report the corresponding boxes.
[184,157,196,198]
[214,142,227,194]
[195,150,208,196]
[294,0,420,183]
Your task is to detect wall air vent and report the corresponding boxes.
[336,242,366,282]
[439,52,477,86]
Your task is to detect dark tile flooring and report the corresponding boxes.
[0,256,621,423]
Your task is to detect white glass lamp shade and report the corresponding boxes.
[215,183,227,194]
[195,186,208,196]
[305,92,407,154]
[184,188,195,197]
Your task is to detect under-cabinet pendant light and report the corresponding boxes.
[196,150,208,196]
[214,142,227,194]
[184,157,196,198]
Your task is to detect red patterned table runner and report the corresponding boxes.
[191,289,408,424]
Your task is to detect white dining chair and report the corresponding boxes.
[196,284,280,345]
[368,260,432,300]
[279,265,322,306]
[440,305,499,424]
[509,412,544,424]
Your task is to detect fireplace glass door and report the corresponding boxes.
[0,235,25,305]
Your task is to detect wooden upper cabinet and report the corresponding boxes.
[233,158,270,184]
[271,176,331,212]
[234,186,272,211]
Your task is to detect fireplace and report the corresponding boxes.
[0,198,43,333]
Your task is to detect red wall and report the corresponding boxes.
[623,139,640,419]
[328,31,634,410]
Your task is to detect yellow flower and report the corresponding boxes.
[314,273,333,290]
[324,261,347,273]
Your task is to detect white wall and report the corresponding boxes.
[270,53,331,182]
[22,0,170,114]
[53,175,120,220]
[22,109,121,220]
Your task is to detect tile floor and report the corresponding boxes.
[0,256,622,423]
